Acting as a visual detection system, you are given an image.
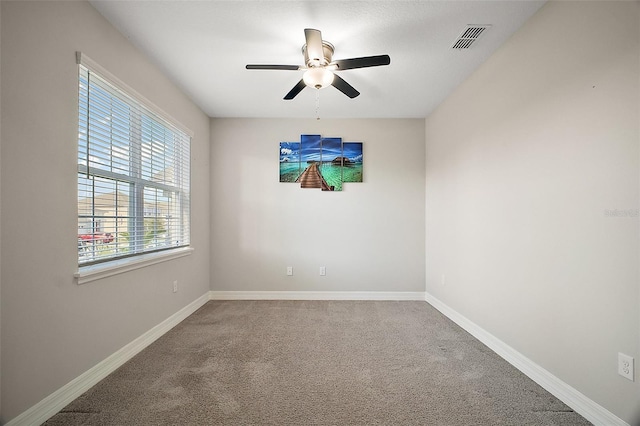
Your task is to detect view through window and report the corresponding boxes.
[77,63,191,266]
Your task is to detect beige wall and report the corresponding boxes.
[210,118,425,293]
[0,1,211,422]
[425,1,639,423]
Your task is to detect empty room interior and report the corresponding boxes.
[1,0,639,425]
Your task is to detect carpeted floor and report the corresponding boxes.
[45,300,592,425]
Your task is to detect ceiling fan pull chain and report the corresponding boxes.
[315,89,320,120]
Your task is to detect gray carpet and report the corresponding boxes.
[45,300,591,425]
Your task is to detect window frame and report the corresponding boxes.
[75,52,193,283]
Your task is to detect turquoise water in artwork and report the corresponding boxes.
[319,164,343,191]
[342,164,363,183]
[317,163,363,191]
[280,162,302,182]
[281,161,363,189]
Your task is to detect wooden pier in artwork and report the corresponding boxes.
[296,163,333,191]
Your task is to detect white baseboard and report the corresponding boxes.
[6,293,210,426]
[424,292,628,426]
[209,290,426,301]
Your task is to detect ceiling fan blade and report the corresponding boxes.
[284,79,307,100]
[246,64,302,70]
[332,55,391,70]
[304,28,324,64]
[331,74,360,99]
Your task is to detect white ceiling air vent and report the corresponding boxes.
[452,25,491,49]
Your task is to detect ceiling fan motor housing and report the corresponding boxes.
[303,41,335,67]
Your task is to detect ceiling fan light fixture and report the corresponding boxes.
[303,68,334,90]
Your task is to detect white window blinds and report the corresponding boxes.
[77,56,191,266]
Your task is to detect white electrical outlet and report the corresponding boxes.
[618,353,634,381]
[287,266,293,276]
[320,266,326,276]
[172,280,178,293]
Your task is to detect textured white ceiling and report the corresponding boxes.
[90,0,545,119]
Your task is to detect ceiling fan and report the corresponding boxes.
[246,28,391,100]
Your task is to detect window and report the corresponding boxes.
[77,56,191,266]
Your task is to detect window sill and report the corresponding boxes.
[75,247,194,285]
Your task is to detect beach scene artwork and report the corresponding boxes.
[279,134,363,191]
[279,142,301,182]
[341,142,363,184]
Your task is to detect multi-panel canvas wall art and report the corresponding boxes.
[279,134,363,191]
